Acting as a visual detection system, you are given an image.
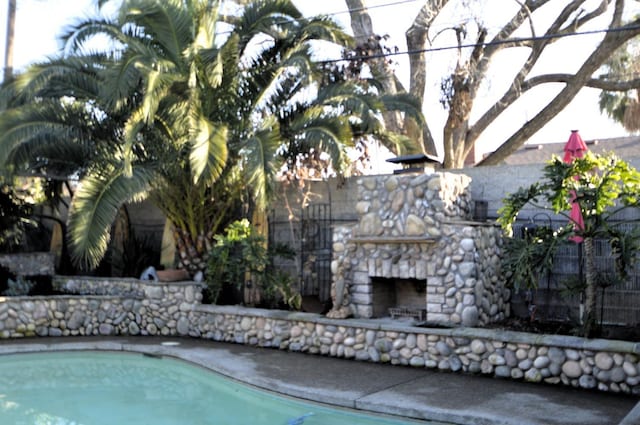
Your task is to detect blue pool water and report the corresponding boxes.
[0,351,423,425]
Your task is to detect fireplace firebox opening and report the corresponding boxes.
[371,277,427,319]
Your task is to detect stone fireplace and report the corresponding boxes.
[327,172,509,327]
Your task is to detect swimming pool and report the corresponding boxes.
[0,351,424,425]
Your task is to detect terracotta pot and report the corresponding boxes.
[156,269,190,282]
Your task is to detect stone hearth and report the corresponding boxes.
[327,172,509,327]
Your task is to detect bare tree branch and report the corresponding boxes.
[404,0,450,156]
[449,0,554,166]
[479,2,639,166]
[523,74,640,91]
[467,0,612,154]
[342,0,636,168]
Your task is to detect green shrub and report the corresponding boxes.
[205,219,299,309]
[3,276,36,296]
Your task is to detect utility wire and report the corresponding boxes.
[315,0,423,16]
[318,23,640,64]
[216,0,424,36]
[215,1,639,64]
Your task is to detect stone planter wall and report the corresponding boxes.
[0,252,55,276]
[0,277,203,338]
[0,277,638,395]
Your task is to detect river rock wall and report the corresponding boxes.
[0,278,637,395]
[189,305,640,395]
[328,172,509,326]
[0,277,202,337]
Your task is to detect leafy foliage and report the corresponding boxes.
[2,275,36,296]
[499,152,640,336]
[0,181,34,252]
[499,152,640,241]
[0,0,423,272]
[608,224,640,283]
[205,219,299,309]
[501,226,565,292]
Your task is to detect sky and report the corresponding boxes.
[0,0,638,161]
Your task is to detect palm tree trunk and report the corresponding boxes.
[173,227,212,276]
[3,0,16,81]
[582,237,598,337]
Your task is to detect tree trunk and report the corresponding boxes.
[173,227,212,276]
[345,0,405,152]
[404,0,449,157]
[582,237,598,337]
[3,0,16,81]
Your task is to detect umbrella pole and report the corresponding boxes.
[578,242,584,324]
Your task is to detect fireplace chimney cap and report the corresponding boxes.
[386,153,441,174]
[386,153,440,165]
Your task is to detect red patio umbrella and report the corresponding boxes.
[563,129,588,162]
[564,130,587,243]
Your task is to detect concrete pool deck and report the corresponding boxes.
[0,337,638,425]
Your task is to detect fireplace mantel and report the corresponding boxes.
[350,236,439,244]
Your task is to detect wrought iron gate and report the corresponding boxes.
[300,203,332,302]
[268,203,333,303]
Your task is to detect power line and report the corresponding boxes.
[316,0,423,17]
[215,0,424,37]
[214,1,639,64]
[318,23,640,64]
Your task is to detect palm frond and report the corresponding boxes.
[189,116,229,184]
[0,102,87,172]
[192,0,220,50]
[210,33,241,106]
[122,0,193,64]
[375,131,418,156]
[289,106,352,168]
[0,56,105,109]
[317,82,379,110]
[13,57,99,98]
[60,18,122,55]
[299,16,353,48]
[68,165,153,270]
[138,58,178,122]
[100,50,146,110]
[235,0,301,52]
[240,117,282,211]
[380,92,425,127]
[279,44,316,79]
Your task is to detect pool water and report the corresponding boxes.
[0,351,423,425]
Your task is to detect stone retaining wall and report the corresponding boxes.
[0,277,638,395]
[0,252,55,276]
[0,277,203,338]
[190,306,640,395]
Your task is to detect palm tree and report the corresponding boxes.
[598,38,640,132]
[3,0,16,82]
[0,0,423,274]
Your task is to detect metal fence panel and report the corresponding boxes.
[512,219,640,326]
